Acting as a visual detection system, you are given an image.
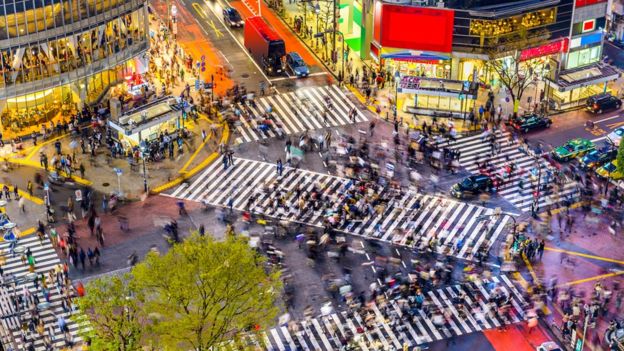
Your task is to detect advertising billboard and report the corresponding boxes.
[373,4,454,53]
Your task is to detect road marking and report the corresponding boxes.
[607,121,624,129]
[209,19,224,38]
[201,0,275,91]
[192,2,206,18]
[591,136,608,142]
[522,253,542,288]
[595,114,624,124]
[269,72,328,82]
[545,247,624,265]
[558,270,624,287]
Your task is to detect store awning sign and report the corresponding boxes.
[520,38,569,61]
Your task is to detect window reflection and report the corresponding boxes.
[0,0,133,39]
[0,7,146,87]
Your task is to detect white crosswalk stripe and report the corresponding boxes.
[438,131,580,212]
[234,85,368,143]
[0,235,82,350]
[171,157,509,260]
[254,275,526,350]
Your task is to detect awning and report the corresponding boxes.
[548,63,621,92]
[380,52,450,62]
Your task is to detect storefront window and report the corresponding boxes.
[469,8,556,38]
[567,45,602,69]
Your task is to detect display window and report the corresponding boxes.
[566,45,601,69]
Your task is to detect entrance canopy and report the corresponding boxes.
[381,51,450,63]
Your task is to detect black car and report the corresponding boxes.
[509,114,552,133]
[223,7,243,27]
[450,175,494,198]
[578,147,617,170]
[587,93,622,114]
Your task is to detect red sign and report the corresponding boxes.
[575,0,607,7]
[373,4,454,53]
[582,19,596,32]
[520,38,569,61]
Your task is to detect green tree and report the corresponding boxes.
[132,234,282,350]
[616,139,624,176]
[73,273,147,351]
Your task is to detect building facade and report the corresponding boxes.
[0,0,149,138]
[340,0,617,114]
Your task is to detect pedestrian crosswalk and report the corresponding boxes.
[170,157,510,260]
[0,234,82,350]
[233,85,368,143]
[253,274,526,350]
[438,131,580,213]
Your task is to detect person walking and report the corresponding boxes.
[369,120,376,136]
[18,196,25,213]
[222,153,229,170]
[277,159,283,176]
[27,180,33,197]
[537,240,545,260]
[78,247,86,271]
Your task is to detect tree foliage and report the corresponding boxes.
[484,29,550,113]
[132,234,282,350]
[74,273,146,351]
[75,234,282,351]
[616,139,624,176]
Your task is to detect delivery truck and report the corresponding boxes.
[244,16,285,75]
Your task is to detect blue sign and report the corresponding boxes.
[195,79,200,90]
[44,183,49,191]
[580,32,602,46]
[113,168,123,176]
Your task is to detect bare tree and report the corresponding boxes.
[484,28,550,114]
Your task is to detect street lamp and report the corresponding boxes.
[139,141,148,194]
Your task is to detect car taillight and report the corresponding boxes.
[594,103,599,109]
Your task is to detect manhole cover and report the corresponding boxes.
[241,73,250,78]
[102,182,110,187]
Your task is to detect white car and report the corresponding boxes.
[607,127,624,146]
[537,341,562,351]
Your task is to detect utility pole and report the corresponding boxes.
[332,0,337,66]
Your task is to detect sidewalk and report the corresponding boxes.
[522,206,624,350]
[150,0,234,97]
[59,195,200,281]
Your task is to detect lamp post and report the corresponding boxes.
[139,142,148,193]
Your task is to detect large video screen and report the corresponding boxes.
[374,4,454,53]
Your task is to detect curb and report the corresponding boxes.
[150,117,230,194]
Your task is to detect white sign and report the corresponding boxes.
[75,190,82,202]
[171,5,177,16]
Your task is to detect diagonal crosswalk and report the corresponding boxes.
[170,157,510,260]
[256,275,526,350]
[0,234,82,350]
[438,131,580,213]
[233,85,368,143]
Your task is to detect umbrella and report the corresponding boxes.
[69,140,78,149]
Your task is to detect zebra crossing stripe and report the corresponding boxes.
[171,157,509,261]
[440,131,579,213]
[258,275,528,350]
[0,235,82,350]
[233,86,369,143]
